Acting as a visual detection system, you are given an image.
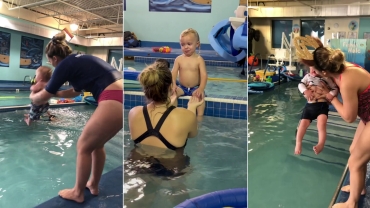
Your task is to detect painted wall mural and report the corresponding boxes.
[149,0,212,13]
[20,36,44,69]
[0,31,11,67]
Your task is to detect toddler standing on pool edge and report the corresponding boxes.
[24,66,54,125]
[171,28,208,116]
[295,66,338,155]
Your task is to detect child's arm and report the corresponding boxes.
[297,75,309,94]
[326,77,339,96]
[171,57,180,88]
[197,56,208,92]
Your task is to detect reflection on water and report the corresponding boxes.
[149,0,211,13]
[248,82,352,208]
[123,110,247,207]
[0,106,122,207]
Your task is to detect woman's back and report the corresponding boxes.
[341,63,370,94]
[129,104,196,150]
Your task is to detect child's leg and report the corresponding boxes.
[313,114,328,155]
[295,119,311,155]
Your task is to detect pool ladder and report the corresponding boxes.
[23,75,31,86]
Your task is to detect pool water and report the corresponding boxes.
[0,91,30,107]
[248,82,353,207]
[124,61,247,98]
[123,110,247,207]
[0,105,122,207]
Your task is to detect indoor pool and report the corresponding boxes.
[0,91,30,107]
[123,110,247,207]
[0,105,122,207]
[248,82,352,207]
[124,61,247,97]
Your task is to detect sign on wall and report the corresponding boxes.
[0,31,11,68]
[149,0,211,13]
[20,36,44,69]
[332,39,367,68]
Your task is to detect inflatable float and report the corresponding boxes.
[152,46,172,53]
[175,188,247,208]
[248,81,274,91]
[208,6,247,63]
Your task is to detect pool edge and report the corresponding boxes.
[328,163,349,208]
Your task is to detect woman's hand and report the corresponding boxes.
[188,96,204,108]
[319,81,336,101]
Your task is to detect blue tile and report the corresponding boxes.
[232,110,239,118]
[207,101,214,108]
[234,104,241,110]
[240,110,247,119]
[214,108,220,116]
[226,114,233,118]
[226,103,233,110]
[240,104,247,111]
[227,109,233,116]
[220,102,226,110]
[206,108,214,116]
[214,102,220,109]
[220,109,227,117]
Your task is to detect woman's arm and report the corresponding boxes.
[331,79,358,123]
[55,88,81,98]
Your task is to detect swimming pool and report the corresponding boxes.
[248,82,353,207]
[0,105,122,207]
[123,109,247,207]
[124,60,247,97]
[0,91,30,107]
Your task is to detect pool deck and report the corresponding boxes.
[332,163,370,207]
[124,47,227,61]
[35,165,123,208]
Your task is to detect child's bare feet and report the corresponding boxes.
[24,117,30,126]
[313,142,325,155]
[86,181,99,195]
[58,188,84,203]
[341,185,366,195]
[294,142,302,155]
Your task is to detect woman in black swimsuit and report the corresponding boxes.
[125,60,204,206]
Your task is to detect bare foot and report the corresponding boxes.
[86,181,99,195]
[24,117,30,126]
[341,185,366,195]
[58,188,84,203]
[294,142,302,155]
[313,143,325,155]
[332,202,358,208]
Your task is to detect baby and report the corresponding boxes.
[24,66,54,125]
[295,67,338,155]
[171,28,208,116]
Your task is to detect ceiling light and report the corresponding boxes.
[70,23,78,32]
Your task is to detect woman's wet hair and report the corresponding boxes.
[300,37,345,74]
[155,58,170,68]
[138,62,172,106]
[45,32,73,59]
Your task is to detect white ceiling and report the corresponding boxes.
[4,0,123,37]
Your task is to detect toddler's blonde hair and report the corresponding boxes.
[180,28,201,54]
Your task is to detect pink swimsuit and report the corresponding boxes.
[340,63,370,123]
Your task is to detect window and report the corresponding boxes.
[271,20,293,48]
[301,20,325,47]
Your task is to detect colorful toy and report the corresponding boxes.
[266,76,272,83]
[152,46,172,53]
[57,98,75,104]
[253,74,261,82]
